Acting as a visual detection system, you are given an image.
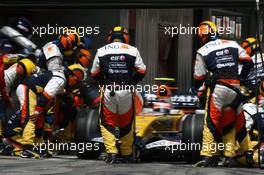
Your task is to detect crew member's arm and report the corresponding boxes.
[43,42,64,71]
[132,49,146,84]
[193,53,207,90]
[91,52,104,83]
[237,44,253,80]
[4,63,18,91]
[35,42,66,113]
[36,74,66,114]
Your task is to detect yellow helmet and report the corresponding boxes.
[241,37,259,56]
[16,58,37,80]
[198,21,218,44]
[107,26,129,44]
[67,64,86,86]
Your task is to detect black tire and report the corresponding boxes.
[182,114,204,163]
[75,107,102,159]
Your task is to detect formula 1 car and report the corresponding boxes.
[75,78,205,163]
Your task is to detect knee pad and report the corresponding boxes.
[245,151,254,168]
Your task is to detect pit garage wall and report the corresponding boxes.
[135,9,194,93]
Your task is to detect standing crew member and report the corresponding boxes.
[91,26,146,164]
[0,58,38,155]
[193,21,253,167]
[240,37,264,92]
[240,37,264,131]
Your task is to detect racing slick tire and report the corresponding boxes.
[182,114,204,163]
[75,107,102,159]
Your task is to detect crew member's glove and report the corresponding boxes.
[73,95,85,108]
[198,85,207,108]
[35,106,44,115]
[31,106,44,123]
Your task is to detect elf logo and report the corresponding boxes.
[216,49,230,56]
[110,55,126,61]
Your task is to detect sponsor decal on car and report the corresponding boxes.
[145,140,180,149]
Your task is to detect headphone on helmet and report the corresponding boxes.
[107,26,129,44]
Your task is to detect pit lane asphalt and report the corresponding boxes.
[0,155,263,175]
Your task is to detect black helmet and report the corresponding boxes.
[12,18,33,38]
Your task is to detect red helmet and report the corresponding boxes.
[59,29,80,50]
[107,26,129,44]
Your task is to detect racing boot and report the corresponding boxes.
[0,137,14,155]
[194,156,219,167]
[260,143,264,168]
[21,145,40,159]
[37,143,53,158]
[0,137,23,156]
[98,152,108,161]
[121,155,134,163]
[245,151,254,168]
[105,153,118,164]
[12,146,23,157]
[224,157,239,167]
[3,144,14,155]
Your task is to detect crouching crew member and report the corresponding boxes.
[6,64,85,158]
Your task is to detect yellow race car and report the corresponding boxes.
[75,78,205,163]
